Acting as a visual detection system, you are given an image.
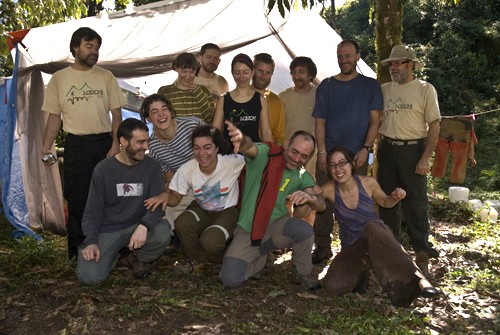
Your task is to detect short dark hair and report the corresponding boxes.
[140,94,176,123]
[69,27,102,57]
[289,130,316,149]
[289,56,317,81]
[253,53,275,71]
[117,118,149,142]
[200,43,221,55]
[338,39,360,54]
[172,53,199,71]
[231,53,253,71]
[326,146,355,179]
[191,125,229,153]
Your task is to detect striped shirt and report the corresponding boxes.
[332,176,382,248]
[157,83,215,123]
[148,117,205,173]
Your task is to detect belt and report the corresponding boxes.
[380,135,425,146]
[68,132,111,140]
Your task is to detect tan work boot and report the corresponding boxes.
[416,250,431,279]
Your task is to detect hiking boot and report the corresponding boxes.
[291,268,321,290]
[311,246,333,264]
[127,253,153,278]
[419,279,440,299]
[416,250,432,279]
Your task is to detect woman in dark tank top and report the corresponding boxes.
[212,53,273,153]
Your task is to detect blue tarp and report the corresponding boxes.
[1,48,41,240]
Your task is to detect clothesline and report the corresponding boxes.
[443,107,500,119]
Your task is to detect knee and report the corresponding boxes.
[283,218,313,242]
[150,220,172,247]
[220,257,248,288]
[175,210,199,234]
[76,265,107,285]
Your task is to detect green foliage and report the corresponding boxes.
[428,198,475,225]
[0,0,89,76]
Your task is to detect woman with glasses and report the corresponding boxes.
[314,147,439,307]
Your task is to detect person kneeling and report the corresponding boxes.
[77,119,171,285]
[317,147,439,307]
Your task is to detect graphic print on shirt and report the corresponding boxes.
[229,108,257,125]
[194,181,229,211]
[116,183,144,197]
[66,83,104,105]
[383,97,413,117]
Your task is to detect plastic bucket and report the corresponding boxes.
[448,187,469,203]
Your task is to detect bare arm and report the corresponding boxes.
[288,187,326,218]
[212,95,225,131]
[42,113,62,154]
[259,95,273,143]
[225,120,257,158]
[364,176,406,208]
[314,118,327,172]
[354,109,381,168]
[107,107,122,157]
[416,119,440,175]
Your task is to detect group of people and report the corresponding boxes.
[41,26,441,307]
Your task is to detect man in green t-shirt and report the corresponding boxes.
[220,121,325,290]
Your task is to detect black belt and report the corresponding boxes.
[381,135,425,146]
[68,132,111,140]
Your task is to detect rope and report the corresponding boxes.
[443,107,500,119]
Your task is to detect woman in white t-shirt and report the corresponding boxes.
[153,125,245,268]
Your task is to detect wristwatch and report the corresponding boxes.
[362,145,373,153]
[42,152,58,165]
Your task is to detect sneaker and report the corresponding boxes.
[311,246,333,264]
[292,268,321,290]
[127,253,153,278]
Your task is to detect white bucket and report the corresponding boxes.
[485,200,500,212]
[479,206,498,223]
[448,187,469,203]
[468,199,482,211]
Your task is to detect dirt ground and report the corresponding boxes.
[0,219,498,335]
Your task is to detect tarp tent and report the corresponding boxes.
[5,0,376,235]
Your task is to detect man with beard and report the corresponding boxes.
[194,43,229,102]
[77,118,171,285]
[311,40,383,264]
[42,27,126,259]
[252,53,286,146]
[279,56,318,176]
[378,45,441,278]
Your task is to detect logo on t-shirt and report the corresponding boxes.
[117,183,144,197]
[66,83,104,105]
[384,98,413,116]
[194,181,228,211]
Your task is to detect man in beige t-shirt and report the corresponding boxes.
[41,27,126,259]
[194,43,229,102]
[279,56,318,176]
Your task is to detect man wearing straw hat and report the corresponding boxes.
[378,45,441,278]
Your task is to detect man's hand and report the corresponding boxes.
[106,141,120,158]
[317,152,327,173]
[128,224,148,251]
[391,188,406,201]
[81,244,100,262]
[354,149,369,169]
[287,190,316,207]
[415,157,431,175]
[225,120,243,154]
[144,192,169,211]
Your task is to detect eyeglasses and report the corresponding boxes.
[328,160,349,170]
[388,60,411,67]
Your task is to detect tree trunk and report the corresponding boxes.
[375,0,403,84]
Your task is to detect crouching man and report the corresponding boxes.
[220,121,325,290]
[77,118,171,285]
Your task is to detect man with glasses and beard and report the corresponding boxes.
[41,27,126,260]
[311,40,383,264]
[378,45,441,278]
